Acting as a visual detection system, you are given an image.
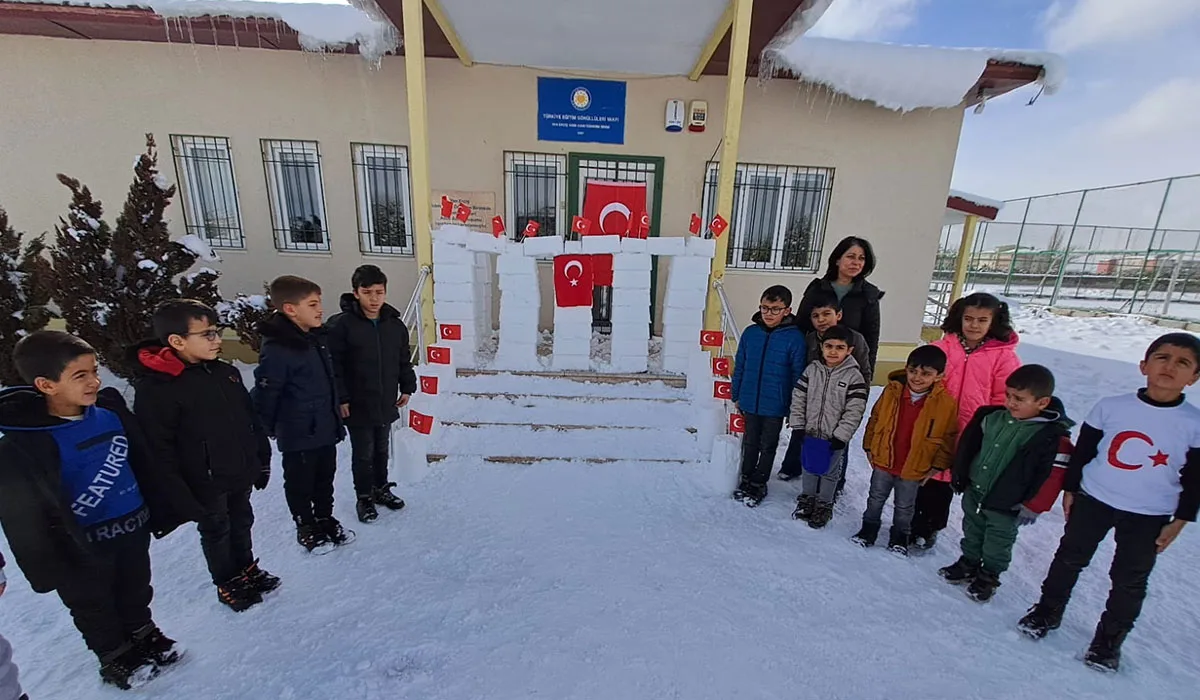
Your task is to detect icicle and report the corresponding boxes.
[232,18,240,51]
[161,16,172,46]
[209,16,218,51]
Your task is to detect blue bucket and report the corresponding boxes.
[801,435,834,476]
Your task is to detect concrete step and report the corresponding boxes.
[429,423,699,462]
[437,393,696,429]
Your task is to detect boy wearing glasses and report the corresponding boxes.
[131,300,279,613]
[731,285,807,507]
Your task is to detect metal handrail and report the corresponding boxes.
[403,265,432,364]
[712,279,740,358]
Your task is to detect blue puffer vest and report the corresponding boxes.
[731,314,807,418]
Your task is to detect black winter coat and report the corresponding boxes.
[129,341,271,506]
[251,313,345,453]
[324,294,418,427]
[951,401,1073,514]
[0,387,200,594]
[795,278,884,371]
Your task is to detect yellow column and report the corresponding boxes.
[949,214,979,304]
[704,0,753,336]
[402,0,437,350]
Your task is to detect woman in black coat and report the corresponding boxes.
[795,236,884,371]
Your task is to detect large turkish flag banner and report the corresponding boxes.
[553,255,595,307]
[582,180,648,236]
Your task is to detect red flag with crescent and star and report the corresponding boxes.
[455,202,472,223]
[1108,430,1170,470]
[523,220,540,238]
[553,255,595,307]
[729,413,745,435]
[713,357,731,377]
[700,329,725,348]
[582,180,648,237]
[439,324,462,341]
[409,410,434,435]
[714,381,732,400]
[419,375,439,395]
[491,216,506,238]
[440,195,453,219]
[427,346,451,365]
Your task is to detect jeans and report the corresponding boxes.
[801,449,846,504]
[348,425,392,497]
[959,490,1019,574]
[1038,492,1170,632]
[55,528,153,661]
[862,469,921,538]
[739,414,785,487]
[281,445,338,523]
[197,488,256,585]
[911,480,955,540]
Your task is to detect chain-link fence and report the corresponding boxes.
[930,174,1200,325]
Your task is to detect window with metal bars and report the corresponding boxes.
[261,139,329,251]
[351,143,413,256]
[504,152,566,240]
[170,135,244,248]
[702,162,834,272]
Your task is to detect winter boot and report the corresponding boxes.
[938,557,980,585]
[99,645,159,690]
[356,495,379,523]
[1018,601,1065,640]
[886,529,910,556]
[295,518,335,554]
[733,476,752,503]
[1084,620,1129,672]
[792,494,816,521]
[132,624,183,667]
[373,483,407,511]
[966,568,1001,602]
[808,500,834,529]
[850,521,880,548]
[742,482,767,508]
[911,530,939,552]
[777,470,800,482]
[243,560,281,594]
[217,575,263,612]
[318,516,353,546]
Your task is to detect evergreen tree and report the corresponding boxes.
[217,287,272,353]
[0,207,55,386]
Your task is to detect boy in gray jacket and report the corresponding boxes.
[790,326,870,529]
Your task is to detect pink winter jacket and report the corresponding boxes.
[927,331,1021,482]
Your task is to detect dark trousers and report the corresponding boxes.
[348,425,391,497]
[281,445,338,523]
[911,479,955,540]
[197,488,256,585]
[740,414,784,486]
[1039,492,1170,632]
[55,528,153,661]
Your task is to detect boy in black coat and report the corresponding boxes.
[252,276,347,554]
[131,299,279,612]
[0,331,199,690]
[325,265,417,524]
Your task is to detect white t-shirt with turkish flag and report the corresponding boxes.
[1081,393,1200,516]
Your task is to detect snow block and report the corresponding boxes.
[662,304,704,327]
[662,353,690,374]
[612,287,651,308]
[433,246,473,268]
[608,356,648,374]
[666,257,712,287]
[612,253,652,272]
[692,403,725,463]
[433,300,474,321]
[465,233,507,254]
[432,224,471,246]
[612,304,651,327]
[687,349,716,399]
[553,306,593,324]
[434,282,474,303]
[553,353,591,371]
[523,235,565,258]
[686,236,717,259]
[620,237,649,254]
[610,335,649,357]
[552,322,592,344]
[433,263,473,286]
[499,307,539,328]
[701,435,742,497]
[646,236,688,257]
[611,269,652,290]
[497,251,536,276]
[581,235,623,254]
[389,423,432,486]
[563,240,584,255]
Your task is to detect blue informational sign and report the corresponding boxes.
[537,77,627,145]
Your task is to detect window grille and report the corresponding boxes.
[261,139,329,252]
[504,152,567,241]
[170,135,243,248]
[352,143,413,255]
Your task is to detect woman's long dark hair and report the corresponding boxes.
[940,292,1015,342]
[822,236,876,281]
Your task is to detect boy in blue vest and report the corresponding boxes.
[0,331,200,690]
[731,285,807,508]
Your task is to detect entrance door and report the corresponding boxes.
[567,154,665,330]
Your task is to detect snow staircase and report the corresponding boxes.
[426,369,705,464]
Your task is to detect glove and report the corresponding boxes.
[830,438,846,451]
[950,478,966,495]
[254,467,270,491]
[1017,505,1039,527]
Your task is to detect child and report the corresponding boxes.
[911,292,1021,551]
[731,285,807,508]
[130,299,279,612]
[852,345,958,554]
[937,364,1073,603]
[0,331,196,689]
[253,276,347,553]
[778,291,873,482]
[0,553,28,700]
[790,326,869,528]
[325,265,416,524]
[1018,333,1200,672]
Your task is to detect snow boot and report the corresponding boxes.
[850,521,880,548]
[132,624,183,667]
[938,557,980,585]
[742,482,767,508]
[1084,620,1129,673]
[732,476,752,503]
[777,470,800,482]
[911,530,939,552]
[295,518,335,554]
[886,529,910,556]
[99,645,159,690]
[356,496,379,523]
[217,575,263,612]
[808,501,834,529]
[1018,601,1065,640]
[966,569,1001,602]
[373,483,406,511]
[792,494,815,521]
[243,560,281,595]
[318,516,354,546]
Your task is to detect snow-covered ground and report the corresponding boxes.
[2,316,1198,699]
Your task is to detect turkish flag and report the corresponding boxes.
[427,346,451,365]
[713,357,731,377]
[455,202,472,223]
[729,413,745,435]
[491,216,506,238]
[714,381,732,400]
[553,255,594,307]
[439,324,462,341]
[524,220,540,238]
[635,211,651,239]
[409,410,434,435]
[593,256,614,287]
[700,330,725,348]
[689,213,703,236]
[709,214,729,238]
[440,195,453,218]
[420,375,439,395]
[582,180,648,237]
[571,216,592,237]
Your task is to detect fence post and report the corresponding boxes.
[1003,198,1032,295]
[1125,178,1174,314]
[1049,191,1088,307]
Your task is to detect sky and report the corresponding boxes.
[809,0,1200,201]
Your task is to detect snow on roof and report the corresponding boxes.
[949,189,1004,212]
[14,0,398,62]
[762,36,1064,113]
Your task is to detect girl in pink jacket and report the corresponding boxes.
[910,293,1021,551]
